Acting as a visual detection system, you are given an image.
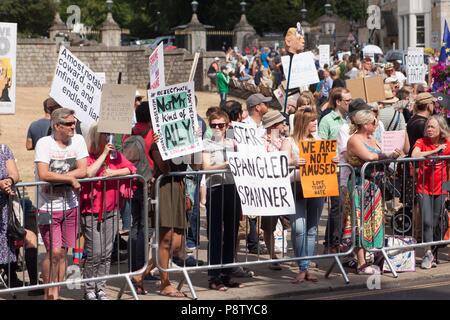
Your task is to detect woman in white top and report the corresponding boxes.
[281,108,325,284]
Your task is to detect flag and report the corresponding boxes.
[439,20,450,63]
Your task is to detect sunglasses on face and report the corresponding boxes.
[210,123,227,129]
[59,121,77,127]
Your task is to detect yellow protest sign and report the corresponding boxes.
[299,140,339,198]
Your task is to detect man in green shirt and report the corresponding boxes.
[217,65,230,107]
[318,88,352,253]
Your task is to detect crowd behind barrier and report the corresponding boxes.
[0,175,148,300]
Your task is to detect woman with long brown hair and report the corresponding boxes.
[281,108,325,284]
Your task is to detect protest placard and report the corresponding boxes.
[299,140,339,198]
[149,42,165,90]
[382,130,405,154]
[282,51,320,88]
[230,121,264,152]
[148,81,203,160]
[318,45,330,68]
[97,84,136,134]
[346,76,385,103]
[0,23,16,114]
[50,46,103,126]
[407,47,425,84]
[227,151,296,216]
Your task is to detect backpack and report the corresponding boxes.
[122,135,152,182]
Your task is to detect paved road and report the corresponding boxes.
[295,278,450,300]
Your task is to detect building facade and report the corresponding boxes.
[398,0,450,50]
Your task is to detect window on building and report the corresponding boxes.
[417,15,425,47]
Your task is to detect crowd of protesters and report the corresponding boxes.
[0,26,449,300]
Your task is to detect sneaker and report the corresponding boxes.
[421,251,433,269]
[248,246,269,255]
[230,266,254,278]
[185,245,196,254]
[96,290,109,300]
[84,291,97,300]
[268,262,282,271]
[172,256,205,267]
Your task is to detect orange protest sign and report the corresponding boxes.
[299,140,339,198]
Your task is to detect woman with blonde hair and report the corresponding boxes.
[281,108,325,283]
[342,110,401,275]
[80,125,136,300]
[412,115,450,269]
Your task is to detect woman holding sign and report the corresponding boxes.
[281,108,325,283]
[343,110,401,275]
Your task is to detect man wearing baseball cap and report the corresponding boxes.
[406,92,436,156]
[243,93,271,255]
[244,93,272,138]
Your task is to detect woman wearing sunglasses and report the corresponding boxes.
[342,110,401,275]
[202,110,243,291]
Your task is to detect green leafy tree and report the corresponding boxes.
[0,0,56,37]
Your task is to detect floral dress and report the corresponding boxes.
[0,145,16,264]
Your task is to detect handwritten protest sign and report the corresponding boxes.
[97,84,136,134]
[299,140,339,198]
[230,121,264,152]
[382,130,405,154]
[50,46,103,125]
[0,23,16,114]
[148,81,203,160]
[407,47,425,84]
[227,151,295,216]
[318,45,330,68]
[149,42,165,90]
[281,51,320,88]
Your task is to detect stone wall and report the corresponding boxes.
[16,40,208,90]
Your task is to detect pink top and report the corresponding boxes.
[80,152,136,218]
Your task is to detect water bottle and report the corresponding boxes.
[108,134,117,160]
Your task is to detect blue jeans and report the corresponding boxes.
[290,197,325,271]
[120,200,131,231]
[186,175,201,248]
[128,186,146,271]
[219,92,227,106]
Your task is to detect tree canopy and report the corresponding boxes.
[0,0,367,39]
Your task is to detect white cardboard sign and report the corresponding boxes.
[318,45,330,68]
[227,151,296,216]
[149,42,165,90]
[148,81,203,160]
[282,51,320,89]
[50,46,103,125]
[0,23,17,114]
[407,47,425,84]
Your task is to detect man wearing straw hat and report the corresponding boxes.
[378,84,406,132]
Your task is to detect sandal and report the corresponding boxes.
[131,279,148,295]
[357,264,381,275]
[305,272,319,282]
[291,271,306,284]
[209,278,228,291]
[221,277,244,288]
[159,286,186,298]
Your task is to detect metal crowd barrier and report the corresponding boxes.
[360,155,450,278]
[154,164,357,300]
[0,174,148,300]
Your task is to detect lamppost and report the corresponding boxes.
[324,0,332,16]
[240,1,247,13]
[301,2,307,21]
[106,0,113,13]
[191,0,198,14]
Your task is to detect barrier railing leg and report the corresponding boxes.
[333,256,350,284]
[123,275,139,300]
[117,282,127,300]
[381,249,398,278]
[180,269,198,300]
[324,259,336,279]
